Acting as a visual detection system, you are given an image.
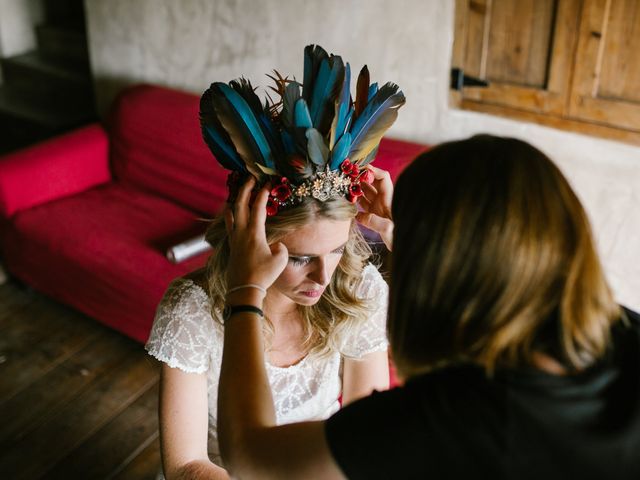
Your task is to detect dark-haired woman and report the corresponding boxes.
[216,134,640,479]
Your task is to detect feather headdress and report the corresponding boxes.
[200,44,405,215]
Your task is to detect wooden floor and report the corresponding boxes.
[0,279,162,479]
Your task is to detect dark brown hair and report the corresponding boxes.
[389,135,620,378]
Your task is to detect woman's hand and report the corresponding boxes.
[356,165,394,251]
[224,177,289,294]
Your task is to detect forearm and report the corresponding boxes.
[218,307,277,469]
[171,459,229,480]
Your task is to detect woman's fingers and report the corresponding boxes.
[356,212,394,251]
[368,166,393,203]
[234,176,256,230]
[250,184,270,238]
[224,207,234,236]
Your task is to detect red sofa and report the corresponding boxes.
[0,84,427,344]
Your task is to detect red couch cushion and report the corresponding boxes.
[2,183,210,342]
[108,85,229,217]
[0,124,110,217]
[375,137,429,181]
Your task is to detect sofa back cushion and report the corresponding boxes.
[109,84,229,216]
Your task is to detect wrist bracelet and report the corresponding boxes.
[223,304,264,322]
[226,284,267,295]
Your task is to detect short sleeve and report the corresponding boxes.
[340,264,389,359]
[145,278,221,374]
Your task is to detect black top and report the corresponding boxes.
[325,308,640,480]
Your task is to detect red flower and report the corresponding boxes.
[360,168,374,184]
[350,183,363,197]
[271,183,292,202]
[266,197,279,216]
[340,159,352,173]
[347,183,364,203]
[348,163,360,178]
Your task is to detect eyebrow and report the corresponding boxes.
[288,242,347,258]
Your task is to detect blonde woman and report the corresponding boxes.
[145,44,404,479]
[216,135,639,480]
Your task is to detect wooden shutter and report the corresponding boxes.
[568,0,640,132]
[452,0,581,115]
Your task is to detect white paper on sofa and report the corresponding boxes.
[166,234,212,263]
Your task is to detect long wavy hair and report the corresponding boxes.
[205,196,376,359]
[389,135,621,378]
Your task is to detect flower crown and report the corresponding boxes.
[200,44,405,216]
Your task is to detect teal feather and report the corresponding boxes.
[309,56,344,135]
[329,131,351,170]
[294,98,312,129]
[199,85,246,172]
[281,130,295,154]
[303,45,329,102]
[306,128,329,168]
[211,82,274,178]
[228,78,280,169]
[349,82,406,164]
[368,83,378,101]
[329,62,351,149]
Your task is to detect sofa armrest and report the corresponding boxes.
[0,124,111,218]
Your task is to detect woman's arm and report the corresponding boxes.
[218,303,345,479]
[342,350,390,405]
[217,175,394,478]
[159,364,229,479]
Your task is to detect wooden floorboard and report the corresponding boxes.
[0,330,139,448]
[109,434,162,480]
[43,384,160,479]
[0,281,162,479]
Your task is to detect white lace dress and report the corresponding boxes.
[145,263,388,468]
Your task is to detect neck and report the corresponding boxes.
[531,351,569,376]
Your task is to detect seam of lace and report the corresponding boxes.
[145,344,209,374]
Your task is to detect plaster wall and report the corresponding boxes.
[84,0,639,310]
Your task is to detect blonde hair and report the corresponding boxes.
[389,135,621,378]
[205,196,375,358]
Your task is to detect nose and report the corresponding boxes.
[308,257,330,286]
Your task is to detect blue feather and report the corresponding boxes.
[212,83,274,176]
[349,82,406,164]
[200,85,246,172]
[281,130,295,154]
[368,83,378,102]
[330,62,351,149]
[309,56,344,132]
[202,125,246,172]
[329,131,351,170]
[303,45,329,102]
[294,98,313,129]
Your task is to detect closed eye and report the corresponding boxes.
[289,256,312,267]
[288,243,347,267]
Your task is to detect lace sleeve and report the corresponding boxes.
[145,278,220,374]
[340,264,389,359]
